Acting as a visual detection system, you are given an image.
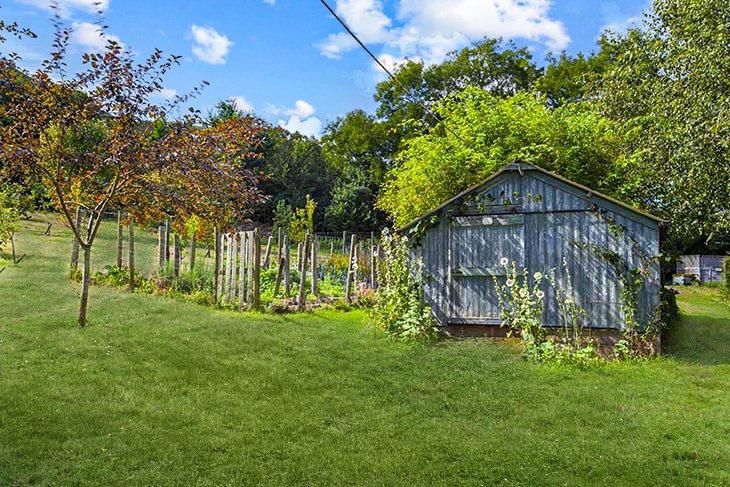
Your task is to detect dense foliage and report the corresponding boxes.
[378,89,626,226]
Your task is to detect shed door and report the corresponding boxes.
[448,215,525,324]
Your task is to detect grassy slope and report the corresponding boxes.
[1,218,728,486]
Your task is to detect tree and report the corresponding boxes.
[320,110,392,231]
[535,48,610,106]
[597,0,730,247]
[0,184,21,262]
[377,88,628,226]
[1,16,206,326]
[374,38,541,131]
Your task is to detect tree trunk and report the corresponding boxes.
[128,217,135,291]
[78,245,92,327]
[70,206,82,272]
[116,211,123,268]
[173,233,181,278]
[311,237,318,296]
[10,233,16,263]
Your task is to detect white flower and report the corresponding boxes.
[533,272,542,280]
[506,279,514,287]
[536,290,545,299]
[565,298,574,305]
[500,257,509,266]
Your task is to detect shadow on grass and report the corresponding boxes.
[663,288,730,366]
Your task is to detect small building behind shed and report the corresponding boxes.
[676,255,726,283]
[403,163,665,336]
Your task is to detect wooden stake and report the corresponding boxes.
[283,234,291,298]
[228,233,237,302]
[370,245,376,289]
[173,234,181,278]
[214,226,222,303]
[342,231,347,254]
[297,232,310,309]
[345,234,357,303]
[128,216,135,291]
[164,217,171,263]
[116,211,124,268]
[189,232,197,272]
[158,225,166,272]
[274,234,284,296]
[263,235,273,269]
[311,236,318,296]
[252,229,261,309]
[239,232,247,310]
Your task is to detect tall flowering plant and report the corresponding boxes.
[493,259,546,346]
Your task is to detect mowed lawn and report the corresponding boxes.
[1,217,728,485]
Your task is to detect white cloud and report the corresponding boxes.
[230,96,254,113]
[318,0,393,58]
[19,0,110,18]
[286,100,316,118]
[190,25,233,65]
[156,88,178,100]
[278,115,323,138]
[318,0,570,65]
[71,21,123,51]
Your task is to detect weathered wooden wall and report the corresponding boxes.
[413,168,661,331]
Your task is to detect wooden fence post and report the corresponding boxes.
[70,205,82,272]
[173,234,181,278]
[189,232,197,272]
[311,236,318,296]
[242,232,250,304]
[370,245,377,289]
[342,231,347,254]
[297,233,310,309]
[214,226,222,303]
[164,217,171,264]
[228,233,237,303]
[225,233,234,303]
[345,234,357,303]
[128,216,135,291]
[239,232,247,310]
[263,235,273,269]
[116,211,124,268]
[283,234,291,298]
[329,241,334,259]
[158,224,166,272]
[274,234,284,296]
[252,229,261,309]
[296,242,302,273]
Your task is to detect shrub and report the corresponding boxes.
[658,287,680,325]
[371,229,438,340]
[724,257,730,292]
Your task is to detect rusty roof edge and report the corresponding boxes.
[396,161,668,233]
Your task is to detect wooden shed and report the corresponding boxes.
[676,255,726,283]
[402,163,665,335]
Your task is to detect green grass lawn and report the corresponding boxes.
[1,217,729,485]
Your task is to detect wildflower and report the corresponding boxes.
[533,272,542,280]
[500,257,509,266]
[536,290,545,299]
[506,279,514,287]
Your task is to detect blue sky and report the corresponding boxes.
[2,0,648,136]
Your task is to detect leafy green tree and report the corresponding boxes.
[0,185,21,261]
[374,38,541,130]
[378,88,628,226]
[597,0,730,247]
[536,48,610,106]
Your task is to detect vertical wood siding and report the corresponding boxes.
[415,170,661,331]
